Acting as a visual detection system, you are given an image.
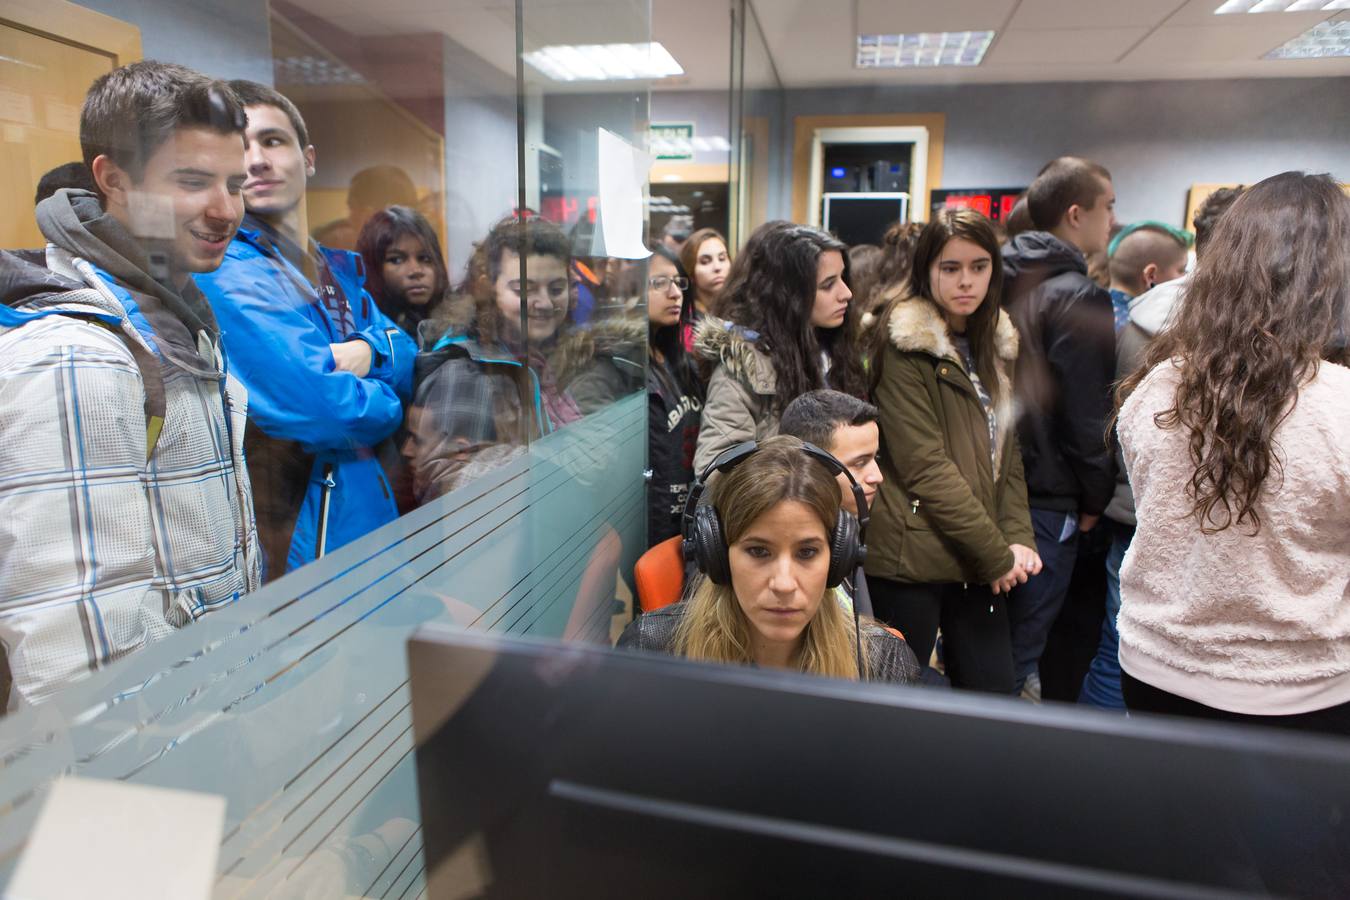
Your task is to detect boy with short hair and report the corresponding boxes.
[779,389,884,616]
[1001,156,1119,697]
[1106,223,1190,333]
[778,389,883,518]
[195,80,416,581]
[0,61,261,704]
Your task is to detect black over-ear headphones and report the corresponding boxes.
[681,440,868,589]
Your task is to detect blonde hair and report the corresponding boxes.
[672,436,868,680]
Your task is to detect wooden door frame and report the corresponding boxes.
[2,0,142,66]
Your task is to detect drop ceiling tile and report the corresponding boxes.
[984,27,1151,64]
[1122,20,1323,61]
[855,0,1016,35]
[1008,0,1188,29]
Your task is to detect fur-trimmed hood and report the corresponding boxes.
[552,311,648,388]
[886,295,1019,365]
[692,314,776,394]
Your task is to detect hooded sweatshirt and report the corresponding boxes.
[0,190,260,706]
[1001,232,1117,515]
[1103,275,1188,526]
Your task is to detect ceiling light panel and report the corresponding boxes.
[1265,13,1350,55]
[1214,0,1349,13]
[523,42,683,81]
[856,31,996,68]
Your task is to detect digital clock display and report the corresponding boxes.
[930,187,1026,223]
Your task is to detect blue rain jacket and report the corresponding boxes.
[195,225,417,576]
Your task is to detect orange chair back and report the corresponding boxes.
[634,535,686,612]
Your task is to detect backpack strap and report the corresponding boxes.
[34,288,167,460]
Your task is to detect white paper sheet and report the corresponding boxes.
[11,776,226,900]
[595,128,652,260]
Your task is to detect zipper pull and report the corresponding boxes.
[911,498,921,515]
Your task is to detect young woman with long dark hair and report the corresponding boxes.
[644,244,704,546]
[864,208,1040,693]
[356,205,449,338]
[678,227,731,352]
[692,221,866,472]
[618,436,918,683]
[1114,171,1350,735]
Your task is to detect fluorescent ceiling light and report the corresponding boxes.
[690,136,732,152]
[1266,14,1350,56]
[274,55,366,85]
[523,42,683,82]
[1214,1,1349,13]
[856,32,995,69]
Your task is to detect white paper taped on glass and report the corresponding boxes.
[595,128,652,260]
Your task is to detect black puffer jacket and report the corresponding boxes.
[616,602,921,685]
[1001,232,1117,515]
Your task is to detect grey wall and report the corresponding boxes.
[774,77,1350,227]
[442,36,519,279]
[73,0,273,83]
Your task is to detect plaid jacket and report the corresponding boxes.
[0,249,261,705]
[406,331,548,505]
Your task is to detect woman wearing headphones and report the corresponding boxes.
[692,222,867,473]
[618,436,919,684]
[864,209,1040,693]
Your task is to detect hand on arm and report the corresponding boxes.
[330,340,372,378]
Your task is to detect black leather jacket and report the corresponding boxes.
[616,602,921,685]
[1001,232,1117,515]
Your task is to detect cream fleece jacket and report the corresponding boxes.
[1117,359,1350,715]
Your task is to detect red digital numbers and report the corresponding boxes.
[944,194,993,217]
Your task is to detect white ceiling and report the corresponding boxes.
[737,0,1350,89]
[278,0,1350,91]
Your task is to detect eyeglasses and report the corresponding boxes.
[648,275,689,292]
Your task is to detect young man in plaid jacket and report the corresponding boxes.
[0,62,261,705]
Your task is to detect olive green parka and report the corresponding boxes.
[865,297,1036,586]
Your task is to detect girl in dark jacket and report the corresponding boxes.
[404,216,580,504]
[357,206,449,338]
[644,244,704,547]
[865,209,1040,693]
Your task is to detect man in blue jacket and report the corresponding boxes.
[196,81,416,582]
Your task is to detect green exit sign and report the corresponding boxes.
[651,123,694,160]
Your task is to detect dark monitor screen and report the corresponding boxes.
[409,625,1350,899]
[821,194,908,246]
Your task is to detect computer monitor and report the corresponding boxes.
[409,625,1350,898]
[821,192,910,246]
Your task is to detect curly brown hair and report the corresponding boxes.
[1118,172,1350,534]
[716,221,868,408]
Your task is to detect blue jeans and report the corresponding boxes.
[1007,508,1079,692]
[1078,522,1134,710]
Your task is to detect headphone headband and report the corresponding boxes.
[682,439,868,538]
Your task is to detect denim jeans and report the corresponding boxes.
[1007,507,1079,692]
[1078,521,1135,710]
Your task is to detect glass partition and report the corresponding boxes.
[0,0,651,894]
[728,0,782,250]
